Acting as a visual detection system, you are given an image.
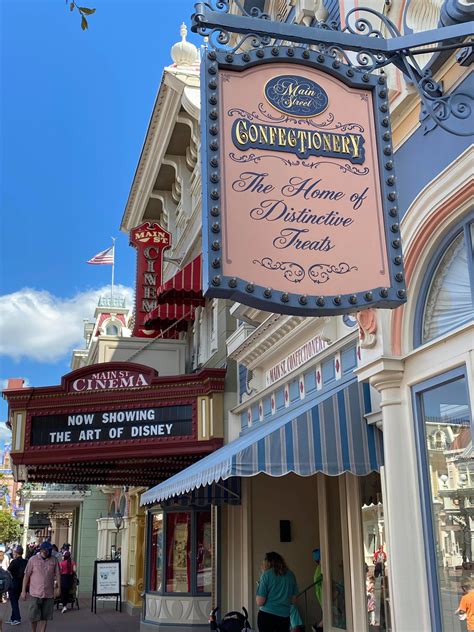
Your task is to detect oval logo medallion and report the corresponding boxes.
[264,75,328,117]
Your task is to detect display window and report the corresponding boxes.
[413,368,473,632]
[147,508,212,595]
[196,511,212,593]
[166,512,191,592]
[150,512,163,592]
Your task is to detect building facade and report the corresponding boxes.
[138,2,473,632]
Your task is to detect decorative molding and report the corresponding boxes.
[357,308,377,348]
[391,147,473,356]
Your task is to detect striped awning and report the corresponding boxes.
[141,380,383,506]
[156,255,204,306]
[144,304,196,330]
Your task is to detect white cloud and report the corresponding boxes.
[0,286,134,362]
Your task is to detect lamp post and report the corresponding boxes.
[111,511,123,560]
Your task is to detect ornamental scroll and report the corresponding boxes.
[202,51,406,316]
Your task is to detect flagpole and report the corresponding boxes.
[111,237,116,301]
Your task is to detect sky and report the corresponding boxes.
[0,0,199,422]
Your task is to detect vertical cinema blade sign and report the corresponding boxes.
[201,49,406,315]
[130,222,171,337]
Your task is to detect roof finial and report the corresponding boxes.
[171,21,198,66]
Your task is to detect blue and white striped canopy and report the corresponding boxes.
[141,379,383,506]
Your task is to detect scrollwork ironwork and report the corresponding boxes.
[193,1,473,136]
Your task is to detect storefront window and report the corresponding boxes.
[150,512,163,592]
[196,511,212,593]
[148,509,213,595]
[361,473,391,632]
[166,512,191,593]
[416,372,472,631]
[327,477,346,629]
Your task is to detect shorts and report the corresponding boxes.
[29,596,54,621]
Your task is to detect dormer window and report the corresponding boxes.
[105,323,120,336]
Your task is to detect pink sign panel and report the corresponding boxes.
[202,51,406,315]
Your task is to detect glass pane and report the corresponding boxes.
[165,512,191,593]
[150,513,163,592]
[361,473,391,631]
[327,477,346,629]
[420,376,473,631]
[196,511,212,593]
[422,232,474,344]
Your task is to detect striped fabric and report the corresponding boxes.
[160,478,241,507]
[141,380,383,506]
[144,303,196,327]
[156,255,204,305]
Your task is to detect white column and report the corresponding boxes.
[22,499,31,550]
[369,366,432,632]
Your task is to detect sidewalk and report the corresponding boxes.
[2,598,140,632]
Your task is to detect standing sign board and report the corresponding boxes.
[91,560,121,613]
[201,49,406,315]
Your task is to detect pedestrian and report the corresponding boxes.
[59,551,76,614]
[367,574,376,626]
[311,549,323,632]
[50,546,61,562]
[21,541,60,632]
[256,551,298,632]
[6,545,27,626]
[0,565,13,631]
[373,545,386,579]
[0,552,9,572]
[456,580,474,631]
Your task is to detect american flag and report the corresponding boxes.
[87,246,114,265]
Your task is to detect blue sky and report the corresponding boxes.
[0,0,199,421]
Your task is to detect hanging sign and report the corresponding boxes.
[201,50,406,315]
[130,221,171,336]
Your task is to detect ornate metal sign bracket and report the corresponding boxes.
[191,1,473,136]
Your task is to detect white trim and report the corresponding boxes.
[14,412,23,451]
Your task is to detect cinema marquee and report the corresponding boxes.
[3,362,225,486]
[201,49,406,316]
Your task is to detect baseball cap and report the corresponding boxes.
[39,542,53,551]
[14,545,23,554]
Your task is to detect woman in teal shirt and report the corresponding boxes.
[256,551,298,632]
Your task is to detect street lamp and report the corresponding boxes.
[111,511,123,560]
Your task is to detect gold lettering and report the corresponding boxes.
[332,135,341,153]
[322,134,332,151]
[350,134,362,158]
[259,125,268,144]
[235,119,248,144]
[312,132,322,149]
[341,136,351,154]
[278,127,286,146]
[248,125,258,143]
[269,127,277,145]
[287,129,296,147]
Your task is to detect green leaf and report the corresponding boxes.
[81,14,88,30]
[70,2,75,11]
[79,6,96,14]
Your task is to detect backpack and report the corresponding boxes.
[0,568,13,594]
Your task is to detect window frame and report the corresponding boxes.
[411,365,472,632]
[146,507,212,597]
[413,211,474,348]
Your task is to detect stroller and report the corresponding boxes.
[209,606,254,632]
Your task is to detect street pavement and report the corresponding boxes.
[2,598,140,631]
